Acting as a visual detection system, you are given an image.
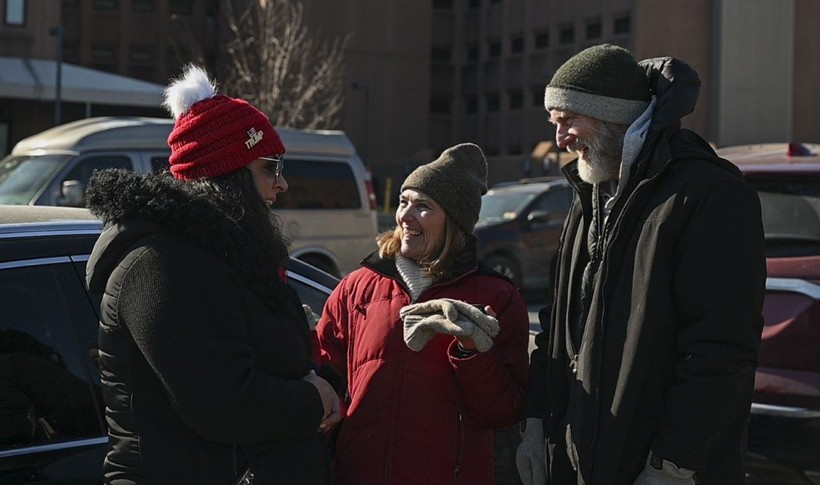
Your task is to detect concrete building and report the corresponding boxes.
[2,0,818,197]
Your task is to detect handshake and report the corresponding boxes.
[399,298,500,352]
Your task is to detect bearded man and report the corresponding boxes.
[515,44,767,485]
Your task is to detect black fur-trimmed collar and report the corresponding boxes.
[85,169,288,312]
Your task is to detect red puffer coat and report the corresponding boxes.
[317,250,530,485]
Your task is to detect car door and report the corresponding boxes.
[519,185,572,288]
[0,255,106,484]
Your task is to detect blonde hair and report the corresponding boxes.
[377,218,468,279]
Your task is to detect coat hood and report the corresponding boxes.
[639,56,702,137]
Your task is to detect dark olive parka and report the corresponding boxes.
[523,57,767,484]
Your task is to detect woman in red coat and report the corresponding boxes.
[317,143,530,484]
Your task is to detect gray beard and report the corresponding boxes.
[574,122,628,184]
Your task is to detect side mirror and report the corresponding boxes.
[58,180,84,207]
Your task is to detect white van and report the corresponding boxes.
[0,116,378,276]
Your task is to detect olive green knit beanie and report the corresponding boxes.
[544,44,651,125]
[401,143,488,234]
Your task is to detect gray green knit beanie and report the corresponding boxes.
[545,44,650,125]
[401,143,488,234]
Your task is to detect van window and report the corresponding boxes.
[151,156,170,173]
[0,155,69,205]
[276,159,361,210]
[63,155,133,191]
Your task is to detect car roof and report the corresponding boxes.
[488,176,569,193]
[10,116,358,158]
[717,143,820,173]
[0,205,101,233]
[0,204,340,287]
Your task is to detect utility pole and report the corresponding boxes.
[49,25,65,126]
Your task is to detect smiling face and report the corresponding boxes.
[247,157,288,207]
[396,189,447,261]
[549,109,625,184]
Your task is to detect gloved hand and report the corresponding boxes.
[633,453,696,485]
[402,313,495,352]
[400,298,500,352]
[302,304,319,330]
[516,418,547,485]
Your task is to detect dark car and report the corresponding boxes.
[0,205,338,484]
[717,143,820,484]
[474,177,573,298]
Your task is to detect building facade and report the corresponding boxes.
[1,0,818,197]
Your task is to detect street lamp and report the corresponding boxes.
[49,25,65,126]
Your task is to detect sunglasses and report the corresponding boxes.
[259,155,284,181]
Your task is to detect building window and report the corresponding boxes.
[430,95,451,115]
[93,0,118,11]
[91,43,118,68]
[586,19,602,39]
[510,36,524,54]
[532,86,545,107]
[559,25,574,45]
[132,0,156,14]
[614,15,631,35]
[486,93,500,112]
[5,0,25,26]
[466,44,479,63]
[509,89,523,110]
[433,0,453,10]
[488,40,501,59]
[169,0,194,15]
[431,47,451,63]
[534,31,549,50]
[465,95,478,115]
[129,45,156,65]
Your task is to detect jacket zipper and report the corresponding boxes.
[454,412,465,478]
[584,172,662,479]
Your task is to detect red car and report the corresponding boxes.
[717,143,820,484]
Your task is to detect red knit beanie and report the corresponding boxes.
[163,65,285,180]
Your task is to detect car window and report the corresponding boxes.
[0,155,70,205]
[275,159,361,210]
[530,187,572,216]
[63,155,133,190]
[479,190,539,221]
[745,173,820,256]
[0,261,104,450]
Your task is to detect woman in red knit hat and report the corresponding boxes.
[84,65,340,485]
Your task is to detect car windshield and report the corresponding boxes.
[746,173,820,257]
[479,189,539,222]
[0,155,71,205]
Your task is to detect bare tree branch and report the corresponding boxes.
[219,0,350,129]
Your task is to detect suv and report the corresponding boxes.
[0,204,339,483]
[474,177,573,297]
[0,117,378,277]
[716,143,820,484]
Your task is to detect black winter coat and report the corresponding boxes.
[85,170,327,485]
[523,57,766,484]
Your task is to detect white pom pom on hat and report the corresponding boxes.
[162,65,285,181]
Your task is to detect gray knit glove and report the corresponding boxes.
[400,298,500,352]
[516,418,547,485]
[633,453,696,485]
